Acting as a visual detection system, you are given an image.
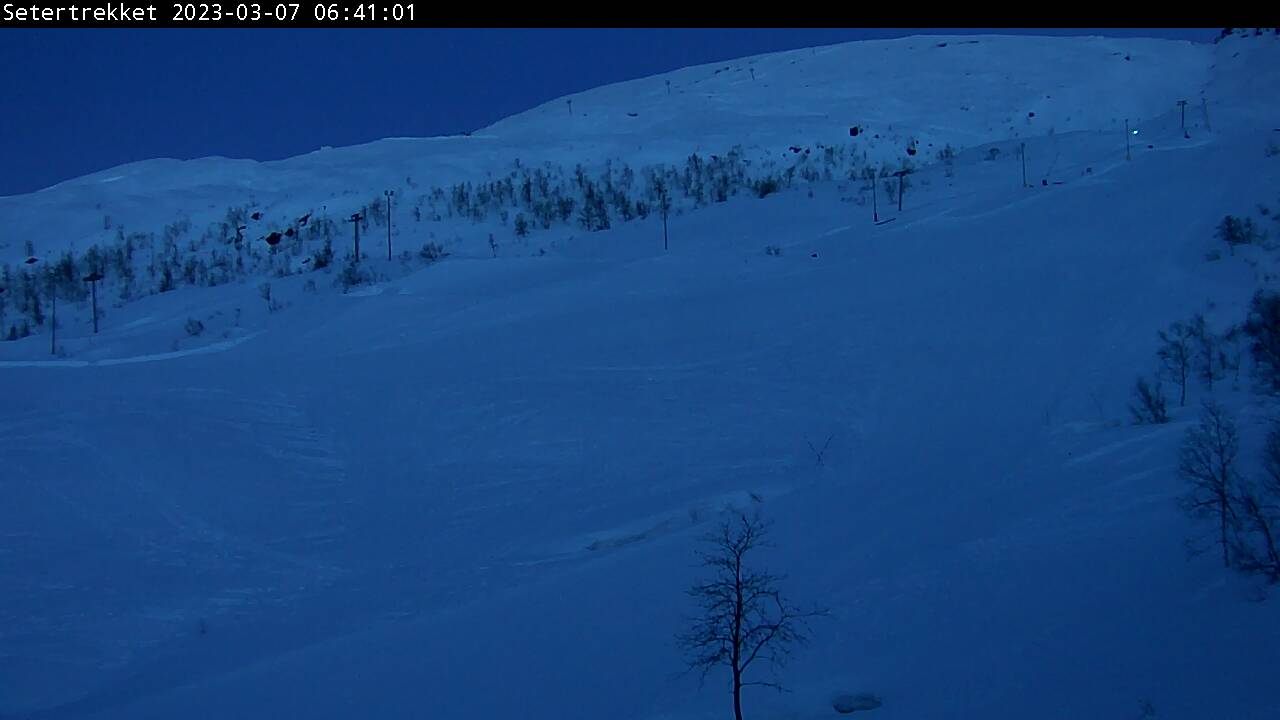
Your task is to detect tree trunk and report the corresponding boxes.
[732,553,744,720]
[733,670,743,720]
[1220,490,1231,568]
[1251,497,1280,574]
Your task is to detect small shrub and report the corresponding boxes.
[1129,376,1168,424]
[764,245,783,256]
[337,260,364,292]
[938,144,957,177]
[184,317,205,336]
[1217,215,1259,254]
[756,177,780,198]
[420,242,446,263]
[313,238,335,270]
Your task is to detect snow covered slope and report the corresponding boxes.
[0,34,1213,265]
[3,31,1280,720]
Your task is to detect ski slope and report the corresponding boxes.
[3,31,1280,720]
[0,34,1212,265]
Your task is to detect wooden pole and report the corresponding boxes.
[83,270,103,334]
[1020,143,1028,187]
[385,190,394,261]
[348,212,363,263]
[659,188,670,251]
[49,277,56,355]
[1125,120,1131,161]
[892,169,910,211]
[871,174,879,222]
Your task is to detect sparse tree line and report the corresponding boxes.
[1215,27,1280,42]
[0,140,917,341]
[1129,204,1280,588]
[408,143,891,237]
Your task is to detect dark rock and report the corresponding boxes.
[833,693,882,714]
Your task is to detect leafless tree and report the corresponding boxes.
[653,175,671,251]
[677,513,825,720]
[1179,401,1240,567]
[805,434,834,466]
[1218,325,1245,388]
[1189,313,1220,391]
[1158,321,1195,406]
[1234,426,1280,583]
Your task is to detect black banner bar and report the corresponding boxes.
[1,1,436,26]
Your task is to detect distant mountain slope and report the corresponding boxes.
[0,35,1215,264]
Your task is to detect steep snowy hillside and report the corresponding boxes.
[3,30,1280,720]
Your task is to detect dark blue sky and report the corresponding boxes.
[0,28,1215,196]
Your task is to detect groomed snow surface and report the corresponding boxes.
[3,32,1280,720]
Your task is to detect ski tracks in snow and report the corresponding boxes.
[0,332,262,370]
